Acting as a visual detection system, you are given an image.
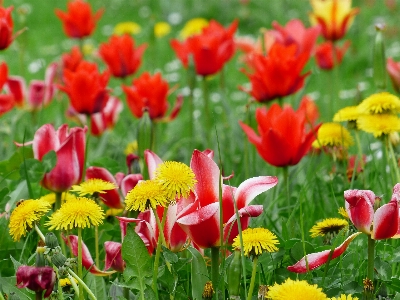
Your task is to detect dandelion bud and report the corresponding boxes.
[202,281,214,299]
[45,232,59,249]
[51,253,67,268]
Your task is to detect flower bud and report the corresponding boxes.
[137,110,153,178]
[51,253,67,268]
[45,232,59,249]
[227,250,242,298]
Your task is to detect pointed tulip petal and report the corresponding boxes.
[235,176,278,209]
[372,200,399,240]
[344,189,375,234]
[104,241,124,272]
[287,232,361,273]
[145,150,163,179]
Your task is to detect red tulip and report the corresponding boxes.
[287,232,361,273]
[241,42,310,102]
[171,20,237,76]
[240,104,320,167]
[85,166,124,209]
[176,150,278,249]
[90,96,123,136]
[0,6,14,50]
[63,235,116,275]
[0,62,13,116]
[99,34,147,78]
[62,46,83,73]
[122,72,182,121]
[17,124,86,192]
[55,0,103,39]
[104,241,124,272]
[315,40,350,70]
[59,61,110,115]
[387,57,400,93]
[345,186,400,239]
[16,266,56,298]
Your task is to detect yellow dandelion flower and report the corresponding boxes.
[9,199,51,242]
[312,122,354,149]
[39,193,57,205]
[114,21,141,35]
[59,278,78,287]
[357,114,400,137]
[310,218,348,238]
[82,43,95,56]
[329,294,359,300]
[338,207,349,219]
[154,22,171,38]
[105,208,124,217]
[180,18,209,39]
[232,228,279,257]
[125,180,168,212]
[333,106,362,122]
[71,179,117,196]
[155,161,197,200]
[124,140,138,155]
[267,278,328,300]
[46,197,104,230]
[358,92,400,114]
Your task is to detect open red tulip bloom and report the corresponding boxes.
[0,62,14,116]
[16,265,56,298]
[315,41,350,70]
[55,0,103,39]
[176,150,278,249]
[99,34,147,78]
[240,104,320,167]
[171,20,237,76]
[0,6,15,50]
[59,61,110,115]
[345,186,400,240]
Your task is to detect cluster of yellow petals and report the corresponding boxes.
[9,199,51,242]
[313,122,354,149]
[71,179,117,196]
[232,227,279,257]
[180,18,209,39]
[329,295,359,300]
[125,180,169,212]
[309,218,348,238]
[113,22,141,35]
[267,278,327,300]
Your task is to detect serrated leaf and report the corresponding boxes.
[162,246,178,264]
[10,255,22,272]
[0,276,32,299]
[86,272,107,300]
[122,230,152,293]
[187,247,209,300]
[41,150,57,172]
[0,147,33,180]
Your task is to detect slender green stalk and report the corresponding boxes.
[66,272,79,298]
[78,227,84,300]
[55,192,67,256]
[282,166,290,212]
[202,76,211,145]
[94,225,100,267]
[123,287,130,300]
[246,256,258,300]
[82,122,91,182]
[152,207,169,299]
[387,137,400,182]
[211,246,220,297]
[34,224,46,242]
[54,268,65,300]
[35,291,43,300]
[67,269,97,300]
[367,235,375,300]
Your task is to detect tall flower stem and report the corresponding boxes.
[55,192,67,256]
[77,227,84,300]
[282,166,290,211]
[387,136,400,182]
[211,246,220,296]
[94,225,100,267]
[367,234,375,300]
[246,256,258,300]
[152,207,168,298]
[187,60,196,149]
[202,76,212,145]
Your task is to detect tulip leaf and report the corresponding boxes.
[19,158,44,183]
[86,272,107,300]
[122,230,152,293]
[0,276,32,299]
[0,147,33,180]
[41,150,57,172]
[162,245,178,264]
[187,247,209,300]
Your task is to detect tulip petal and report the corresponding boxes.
[63,235,116,276]
[235,176,278,209]
[145,150,163,179]
[344,189,375,234]
[287,232,361,273]
[104,241,124,272]
[372,200,399,240]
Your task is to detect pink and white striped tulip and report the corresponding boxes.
[176,149,278,249]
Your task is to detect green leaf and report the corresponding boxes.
[162,246,178,264]
[385,277,400,293]
[10,255,22,272]
[19,158,45,183]
[0,276,32,299]
[41,150,57,172]
[122,230,152,293]
[187,247,209,300]
[86,272,107,300]
[289,241,314,262]
[0,147,33,180]
[0,187,10,208]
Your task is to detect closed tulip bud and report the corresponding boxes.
[137,110,153,177]
[227,250,242,298]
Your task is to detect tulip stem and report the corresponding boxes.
[67,269,97,300]
[211,247,220,296]
[366,234,375,299]
[55,192,67,256]
[35,291,43,300]
[95,225,100,267]
[282,166,290,212]
[246,256,258,300]
[387,136,400,182]
[34,224,46,242]
[78,227,84,300]
[202,76,212,145]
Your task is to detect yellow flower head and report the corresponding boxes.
[180,18,209,39]
[154,22,171,38]
[310,218,348,238]
[312,122,354,149]
[105,208,124,217]
[232,228,279,257]
[71,179,117,196]
[155,161,197,200]
[267,278,328,300]
[125,180,168,212]
[59,278,78,287]
[9,199,51,242]
[338,207,349,219]
[39,192,77,205]
[329,294,359,300]
[357,114,400,137]
[309,0,359,41]
[46,197,104,230]
[358,92,400,115]
[124,140,138,155]
[114,22,141,35]
[333,106,361,122]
